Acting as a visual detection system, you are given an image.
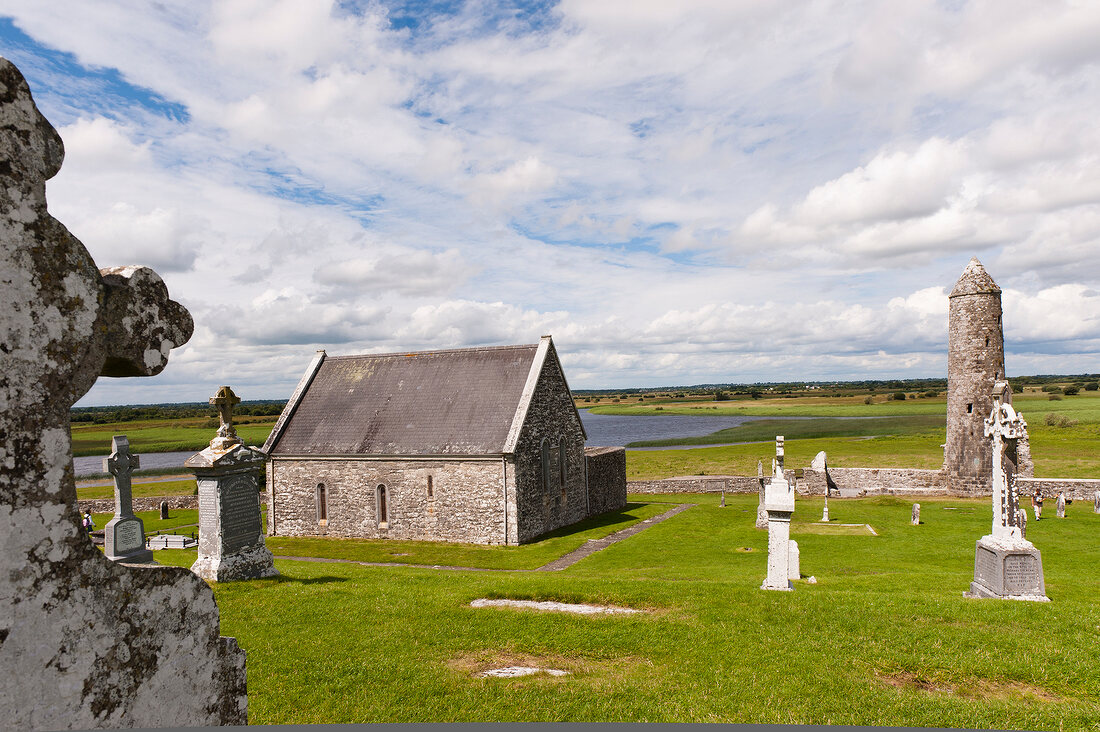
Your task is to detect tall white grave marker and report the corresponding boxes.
[966,381,1048,601]
[761,436,795,591]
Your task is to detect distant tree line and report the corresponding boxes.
[70,401,286,423]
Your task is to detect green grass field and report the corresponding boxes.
[71,418,277,457]
[77,478,196,501]
[148,493,1100,726]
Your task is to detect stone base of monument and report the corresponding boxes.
[964,536,1049,602]
[191,543,279,583]
[104,515,155,564]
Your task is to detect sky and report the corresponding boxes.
[2,1,1099,406]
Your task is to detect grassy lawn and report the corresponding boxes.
[265,501,671,570]
[77,478,197,501]
[148,493,1100,726]
[71,418,277,457]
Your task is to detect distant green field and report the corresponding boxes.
[628,415,945,447]
[77,478,196,501]
[148,494,1100,726]
[71,418,276,456]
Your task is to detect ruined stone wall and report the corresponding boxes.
[584,446,627,515]
[269,457,508,544]
[78,492,266,514]
[513,345,588,543]
[628,476,762,494]
[801,467,950,495]
[945,265,1005,491]
[1018,477,1100,501]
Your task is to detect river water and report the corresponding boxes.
[73,411,757,476]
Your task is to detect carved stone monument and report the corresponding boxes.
[1094,490,1100,514]
[188,386,278,582]
[911,503,920,526]
[965,381,1048,602]
[102,436,154,564]
[788,540,800,581]
[813,451,830,521]
[1055,492,1066,518]
[755,460,768,529]
[761,437,795,591]
[0,57,245,728]
[1016,507,1027,539]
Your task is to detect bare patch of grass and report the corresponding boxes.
[876,671,1063,702]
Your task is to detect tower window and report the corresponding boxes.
[967,403,973,414]
[427,475,433,498]
[985,336,990,347]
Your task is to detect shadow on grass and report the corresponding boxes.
[268,574,349,586]
[526,502,653,542]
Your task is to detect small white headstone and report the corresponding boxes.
[1094,490,1100,514]
[1056,493,1066,518]
[911,503,920,525]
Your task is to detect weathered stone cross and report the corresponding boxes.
[209,385,242,447]
[103,435,140,519]
[983,381,1026,541]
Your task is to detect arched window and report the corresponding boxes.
[377,484,388,528]
[316,483,327,524]
[558,436,567,499]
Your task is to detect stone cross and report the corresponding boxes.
[982,381,1026,541]
[103,435,140,520]
[209,385,243,449]
[761,436,796,591]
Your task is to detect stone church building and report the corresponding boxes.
[262,336,626,544]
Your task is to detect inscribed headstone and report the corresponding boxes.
[102,435,153,564]
[1055,493,1066,518]
[761,437,795,591]
[188,386,278,582]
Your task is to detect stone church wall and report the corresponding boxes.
[584,446,627,514]
[513,347,588,543]
[268,457,508,544]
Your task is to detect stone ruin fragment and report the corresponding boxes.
[0,57,246,728]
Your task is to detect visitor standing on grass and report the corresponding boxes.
[1032,488,1043,521]
[82,511,94,533]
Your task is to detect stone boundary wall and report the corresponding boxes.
[801,467,950,495]
[628,476,761,494]
[78,493,267,514]
[585,446,627,515]
[1018,477,1100,501]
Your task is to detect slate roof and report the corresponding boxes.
[267,343,545,456]
[950,257,1000,297]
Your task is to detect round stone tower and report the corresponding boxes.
[944,257,1004,491]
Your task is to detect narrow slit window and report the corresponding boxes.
[967,403,973,414]
[377,484,388,528]
[541,439,551,490]
[316,483,327,524]
[427,475,434,498]
[558,436,567,499]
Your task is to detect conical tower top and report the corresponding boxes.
[950,256,1000,298]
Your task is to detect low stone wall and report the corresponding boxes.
[801,467,950,496]
[1018,477,1100,501]
[628,476,761,494]
[78,493,267,514]
[585,446,627,515]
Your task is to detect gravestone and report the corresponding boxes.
[966,381,1048,602]
[0,57,245,729]
[755,460,769,529]
[102,436,154,564]
[160,501,170,520]
[911,503,920,526]
[761,437,795,591]
[1056,493,1066,518]
[1094,490,1100,514]
[188,386,278,582]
